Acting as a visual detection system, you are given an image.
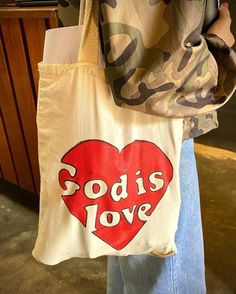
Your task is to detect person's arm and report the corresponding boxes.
[199,2,236,106]
[207,3,235,47]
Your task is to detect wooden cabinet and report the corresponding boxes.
[0,6,58,193]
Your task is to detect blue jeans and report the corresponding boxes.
[106,139,206,294]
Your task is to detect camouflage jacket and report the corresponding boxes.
[58,0,236,140]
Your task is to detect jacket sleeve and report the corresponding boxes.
[202,33,236,103]
[57,1,236,139]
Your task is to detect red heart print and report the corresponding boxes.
[59,140,173,250]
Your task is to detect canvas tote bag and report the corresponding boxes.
[32,0,184,265]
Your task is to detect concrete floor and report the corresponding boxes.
[0,143,235,294]
[196,145,236,294]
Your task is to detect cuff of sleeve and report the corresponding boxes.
[202,33,236,103]
[183,110,219,141]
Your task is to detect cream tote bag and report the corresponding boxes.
[32,0,184,265]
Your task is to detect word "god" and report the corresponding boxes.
[62,170,165,201]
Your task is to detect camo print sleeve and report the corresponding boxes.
[58,0,236,140]
[58,0,80,27]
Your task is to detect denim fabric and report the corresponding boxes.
[106,139,206,294]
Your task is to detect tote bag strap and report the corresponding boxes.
[78,0,86,25]
[77,0,100,65]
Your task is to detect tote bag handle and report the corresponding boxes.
[78,0,86,25]
[77,0,100,66]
